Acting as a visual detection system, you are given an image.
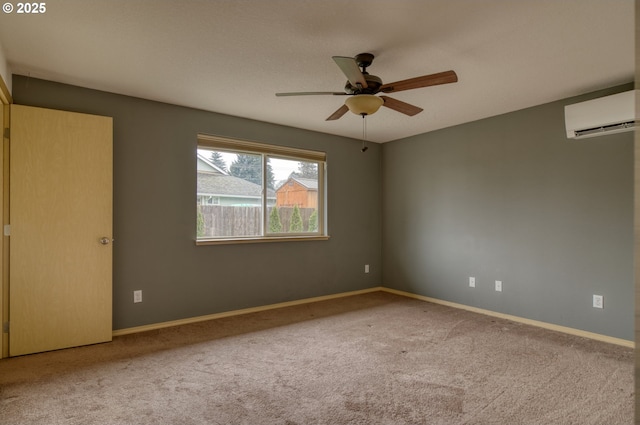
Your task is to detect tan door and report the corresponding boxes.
[9,104,113,356]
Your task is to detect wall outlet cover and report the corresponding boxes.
[469,277,476,288]
[593,294,604,309]
[495,280,503,292]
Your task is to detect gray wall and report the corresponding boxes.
[382,84,634,340]
[12,75,382,330]
[12,75,633,341]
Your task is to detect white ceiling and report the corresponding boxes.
[0,0,634,143]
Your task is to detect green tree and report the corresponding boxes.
[265,162,275,189]
[230,154,275,189]
[290,204,303,232]
[289,161,318,179]
[307,209,318,232]
[197,207,205,237]
[268,207,282,233]
[230,154,261,185]
[208,151,228,173]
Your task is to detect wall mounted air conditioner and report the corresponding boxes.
[564,90,636,139]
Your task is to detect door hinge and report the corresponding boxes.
[3,128,8,139]
[2,322,8,333]
[3,224,9,236]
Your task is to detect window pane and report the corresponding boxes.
[269,157,320,234]
[197,149,263,238]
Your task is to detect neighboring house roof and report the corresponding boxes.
[198,171,276,198]
[197,153,227,175]
[277,177,318,191]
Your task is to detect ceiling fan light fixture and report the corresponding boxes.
[345,94,384,116]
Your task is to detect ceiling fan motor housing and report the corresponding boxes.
[345,74,383,95]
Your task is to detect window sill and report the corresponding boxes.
[196,235,330,246]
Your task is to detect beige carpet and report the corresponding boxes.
[0,291,633,424]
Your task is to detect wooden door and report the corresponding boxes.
[9,105,113,356]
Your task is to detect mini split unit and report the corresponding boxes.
[564,90,637,139]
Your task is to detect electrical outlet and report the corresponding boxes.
[469,277,476,288]
[365,264,370,273]
[593,294,603,309]
[133,290,142,303]
[495,280,502,292]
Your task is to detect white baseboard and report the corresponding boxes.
[380,287,634,348]
[113,286,634,348]
[112,287,382,337]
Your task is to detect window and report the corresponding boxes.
[197,196,220,206]
[197,134,327,244]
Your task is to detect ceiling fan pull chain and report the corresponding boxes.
[361,114,368,153]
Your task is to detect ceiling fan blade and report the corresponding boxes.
[380,96,423,116]
[332,56,368,89]
[276,91,347,97]
[380,70,458,93]
[326,104,349,121]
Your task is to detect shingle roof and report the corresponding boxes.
[276,177,318,190]
[293,177,318,190]
[198,171,275,198]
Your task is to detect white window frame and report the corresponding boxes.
[197,134,329,245]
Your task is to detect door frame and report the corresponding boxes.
[0,74,11,359]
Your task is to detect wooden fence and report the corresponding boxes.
[198,205,317,237]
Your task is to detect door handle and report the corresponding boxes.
[99,237,112,245]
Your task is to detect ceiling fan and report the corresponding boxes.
[276,53,458,121]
